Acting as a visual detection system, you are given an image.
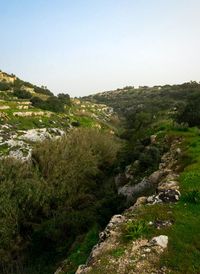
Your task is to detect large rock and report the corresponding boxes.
[118,178,153,203]
[150,235,168,249]
[20,129,52,142]
[148,170,164,185]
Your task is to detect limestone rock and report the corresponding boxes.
[148,170,164,185]
[118,178,152,203]
[150,235,168,249]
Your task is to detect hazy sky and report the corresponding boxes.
[1,0,200,96]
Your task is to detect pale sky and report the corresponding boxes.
[1,0,200,96]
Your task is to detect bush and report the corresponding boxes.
[13,89,32,99]
[57,93,71,106]
[31,96,65,112]
[0,129,121,272]
[45,96,64,112]
[30,96,45,108]
[0,81,11,91]
[175,95,200,127]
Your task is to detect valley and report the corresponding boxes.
[0,72,200,274]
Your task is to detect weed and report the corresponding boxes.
[123,220,149,241]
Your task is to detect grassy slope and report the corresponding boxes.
[132,126,200,274]
[160,127,200,273]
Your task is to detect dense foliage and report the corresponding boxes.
[0,129,122,273]
[13,89,32,99]
[30,94,71,112]
[84,81,200,127]
[1,76,200,274]
[175,93,200,127]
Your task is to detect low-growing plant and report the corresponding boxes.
[110,247,125,258]
[123,220,149,241]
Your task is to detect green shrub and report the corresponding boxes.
[31,96,65,112]
[0,81,11,91]
[175,94,200,127]
[13,89,32,99]
[57,93,71,106]
[0,129,121,272]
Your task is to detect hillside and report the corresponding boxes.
[72,82,200,274]
[1,74,200,274]
[0,71,124,274]
[0,71,119,160]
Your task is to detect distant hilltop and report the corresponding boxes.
[0,71,16,83]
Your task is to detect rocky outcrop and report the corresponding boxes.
[13,111,49,117]
[118,178,152,203]
[0,125,65,160]
[0,71,16,83]
[117,137,181,204]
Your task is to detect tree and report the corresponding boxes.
[57,93,71,106]
[176,94,200,127]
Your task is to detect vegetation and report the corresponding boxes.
[1,71,200,273]
[30,96,65,112]
[123,220,149,241]
[13,89,32,99]
[0,128,123,273]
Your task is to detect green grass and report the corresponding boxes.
[110,247,125,258]
[116,126,200,273]
[122,220,150,241]
[0,143,10,155]
[158,129,200,273]
[74,115,95,127]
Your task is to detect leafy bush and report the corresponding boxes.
[0,129,121,272]
[13,89,32,99]
[57,93,71,106]
[45,96,65,112]
[31,96,65,112]
[30,96,44,108]
[175,94,200,127]
[0,81,11,91]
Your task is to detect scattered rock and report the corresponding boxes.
[150,134,157,144]
[158,180,179,191]
[154,220,173,229]
[158,189,181,203]
[150,235,168,249]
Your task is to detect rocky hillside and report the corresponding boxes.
[72,136,182,274]
[0,70,119,160]
[1,72,200,274]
